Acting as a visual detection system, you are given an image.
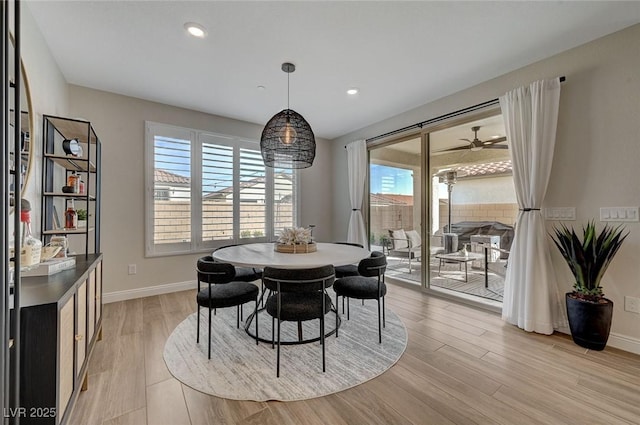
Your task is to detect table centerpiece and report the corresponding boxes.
[275,227,316,253]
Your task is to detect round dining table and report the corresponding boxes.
[211,242,370,345]
[211,242,370,269]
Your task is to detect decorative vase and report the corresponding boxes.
[565,292,613,351]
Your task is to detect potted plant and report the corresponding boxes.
[551,220,628,350]
[77,208,88,228]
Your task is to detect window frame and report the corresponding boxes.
[144,121,299,257]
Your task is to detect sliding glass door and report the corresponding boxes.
[428,113,513,304]
[367,110,514,306]
[368,136,423,285]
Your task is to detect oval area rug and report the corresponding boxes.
[163,299,407,401]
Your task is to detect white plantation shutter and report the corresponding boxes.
[239,148,266,239]
[145,122,299,256]
[202,141,234,242]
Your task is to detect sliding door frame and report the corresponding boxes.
[366,104,504,312]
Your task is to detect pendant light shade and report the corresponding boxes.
[261,63,316,169]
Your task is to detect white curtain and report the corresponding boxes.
[346,140,368,248]
[499,78,566,334]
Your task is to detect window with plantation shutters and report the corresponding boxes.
[145,122,299,256]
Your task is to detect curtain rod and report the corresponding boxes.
[345,76,566,147]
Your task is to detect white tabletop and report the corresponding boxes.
[211,242,370,269]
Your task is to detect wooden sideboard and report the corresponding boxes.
[18,254,103,425]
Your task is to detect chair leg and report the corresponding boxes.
[271,317,275,349]
[335,293,339,338]
[208,306,212,359]
[255,298,259,345]
[196,305,200,343]
[297,321,303,342]
[276,316,281,378]
[346,297,350,320]
[240,304,244,322]
[321,316,326,373]
[236,305,240,329]
[382,296,386,328]
[377,298,382,344]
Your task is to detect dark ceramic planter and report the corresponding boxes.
[565,292,613,351]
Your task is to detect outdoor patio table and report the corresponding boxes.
[435,251,486,283]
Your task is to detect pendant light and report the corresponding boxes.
[260,63,316,169]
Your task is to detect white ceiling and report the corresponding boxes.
[26,1,640,140]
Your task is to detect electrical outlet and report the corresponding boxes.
[624,296,640,314]
[128,264,137,275]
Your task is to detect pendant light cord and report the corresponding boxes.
[287,71,290,110]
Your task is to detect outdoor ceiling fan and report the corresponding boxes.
[447,126,508,152]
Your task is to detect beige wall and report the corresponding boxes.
[332,24,640,346]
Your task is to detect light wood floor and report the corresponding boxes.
[68,284,640,425]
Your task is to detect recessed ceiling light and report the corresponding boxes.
[347,88,359,95]
[257,85,266,91]
[184,22,207,38]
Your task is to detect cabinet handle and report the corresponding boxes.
[9,339,14,348]
[75,334,84,341]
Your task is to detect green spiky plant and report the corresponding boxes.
[551,221,628,302]
[77,209,88,221]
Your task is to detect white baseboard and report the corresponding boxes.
[103,280,197,304]
[608,332,640,355]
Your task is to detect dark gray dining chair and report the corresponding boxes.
[262,265,335,377]
[212,245,263,282]
[196,257,259,359]
[333,251,387,343]
[333,242,365,278]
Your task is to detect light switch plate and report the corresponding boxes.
[544,207,576,221]
[600,207,640,222]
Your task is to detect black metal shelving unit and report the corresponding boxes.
[40,115,101,258]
